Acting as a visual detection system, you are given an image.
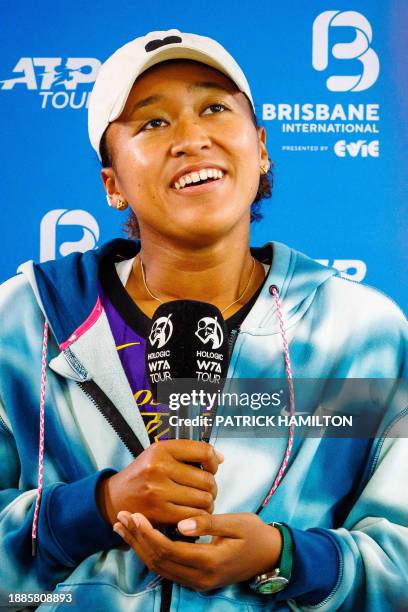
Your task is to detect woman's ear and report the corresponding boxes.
[257,126,269,167]
[101,166,116,195]
[101,168,128,209]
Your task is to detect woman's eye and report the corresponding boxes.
[142,118,167,130]
[202,103,227,115]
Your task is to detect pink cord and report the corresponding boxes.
[32,320,48,556]
[261,285,295,507]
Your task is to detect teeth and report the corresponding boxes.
[173,168,225,189]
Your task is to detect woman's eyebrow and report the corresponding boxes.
[187,81,234,94]
[130,82,234,114]
[131,95,163,114]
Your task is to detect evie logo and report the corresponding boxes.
[334,140,379,158]
[40,209,100,262]
[312,11,380,92]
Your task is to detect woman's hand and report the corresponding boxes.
[97,440,223,527]
[113,511,283,592]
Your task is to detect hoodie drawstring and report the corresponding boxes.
[31,285,294,554]
[259,285,295,508]
[32,320,48,556]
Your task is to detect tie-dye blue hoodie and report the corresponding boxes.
[0,238,407,611]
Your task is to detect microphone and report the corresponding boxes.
[145,300,230,542]
[145,299,230,439]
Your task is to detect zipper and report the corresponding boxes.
[76,380,144,458]
[200,326,241,445]
[227,326,240,358]
[160,579,172,612]
[0,412,11,435]
[77,379,174,611]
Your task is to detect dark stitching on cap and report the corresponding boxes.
[145,36,183,52]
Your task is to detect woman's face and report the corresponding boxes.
[102,60,268,245]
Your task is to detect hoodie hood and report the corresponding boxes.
[18,239,138,348]
[17,238,339,348]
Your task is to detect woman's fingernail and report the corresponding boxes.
[118,514,129,528]
[132,514,141,528]
[215,450,224,463]
[113,525,124,537]
[178,519,197,533]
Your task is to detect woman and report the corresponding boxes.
[0,29,407,611]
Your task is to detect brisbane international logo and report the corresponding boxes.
[312,10,380,92]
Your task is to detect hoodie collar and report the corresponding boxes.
[19,239,140,349]
[18,238,339,345]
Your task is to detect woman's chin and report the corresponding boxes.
[168,221,245,249]
[180,201,245,227]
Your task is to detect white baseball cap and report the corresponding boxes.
[88,29,255,160]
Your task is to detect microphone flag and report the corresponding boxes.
[145,299,230,439]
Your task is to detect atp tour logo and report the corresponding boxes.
[40,209,99,262]
[149,315,174,349]
[195,317,224,350]
[312,11,380,92]
[0,57,101,109]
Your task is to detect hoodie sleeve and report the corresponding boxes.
[275,428,408,611]
[275,297,408,610]
[0,410,122,597]
[0,274,123,598]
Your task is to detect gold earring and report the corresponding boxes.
[260,163,270,175]
[116,196,127,210]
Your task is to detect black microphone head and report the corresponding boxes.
[145,299,229,403]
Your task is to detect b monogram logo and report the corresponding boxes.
[312,11,380,92]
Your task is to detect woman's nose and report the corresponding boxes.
[170,116,212,157]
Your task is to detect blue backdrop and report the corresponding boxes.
[1,0,406,312]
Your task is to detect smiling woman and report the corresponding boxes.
[0,27,407,612]
[101,61,268,245]
[99,60,273,240]
[96,55,271,319]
